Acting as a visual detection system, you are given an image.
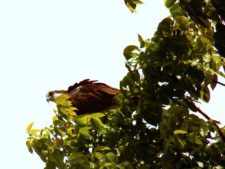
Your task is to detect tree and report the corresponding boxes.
[26,0,225,168]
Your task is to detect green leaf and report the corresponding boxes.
[123,45,139,60]
[75,115,91,126]
[199,36,212,52]
[54,94,71,105]
[100,162,114,169]
[175,16,191,30]
[176,137,186,148]
[89,112,105,119]
[79,127,92,139]
[169,4,185,17]
[54,94,77,119]
[91,117,106,134]
[67,127,76,136]
[26,141,33,153]
[189,133,203,145]
[95,146,111,151]
[174,130,188,135]
[164,0,176,8]
[212,55,222,70]
[137,34,145,48]
[200,86,210,102]
[26,122,34,133]
[124,0,143,13]
[29,129,41,135]
[157,18,173,37]
[45,160,56,169]
[95,152,104,159]
[117,161,133,169]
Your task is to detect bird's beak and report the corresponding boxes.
[46,95,50,103]
[46,90,63,103]
[46,93,53,103]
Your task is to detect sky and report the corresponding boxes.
[0,1,224,168]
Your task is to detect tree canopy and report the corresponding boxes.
[27,0,225,168]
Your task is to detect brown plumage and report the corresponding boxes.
[46,79,120,115]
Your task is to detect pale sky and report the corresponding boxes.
[0,1,224,168]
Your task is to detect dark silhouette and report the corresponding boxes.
[46,79,120,114]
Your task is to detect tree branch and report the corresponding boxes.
[171,97,225,142]
[212,80,225,87]
[186,100,225,142]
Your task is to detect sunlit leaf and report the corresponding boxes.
[79,127,92,139]
[95,146,111,151]
[52,115,58,123]
[54,94,71,105]
[29,129,41,135]
[89,112,105,119]
[91,117,106,134]
[174,130,188,135]
[164,0,176,8]
[67,127,76,137]
[26,122,34,133]
[75,114,90,125]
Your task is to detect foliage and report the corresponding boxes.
[124,0,143,12]
[27,0,225,168]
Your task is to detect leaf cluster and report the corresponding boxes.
[165,0,225,59]
[27,94,124,169]
[125,0,225,58]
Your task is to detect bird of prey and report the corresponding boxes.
[46,79,120,115]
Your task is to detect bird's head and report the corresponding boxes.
[46,90,65,103]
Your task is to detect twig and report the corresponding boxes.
[186,100,225,142]
[212,80,225,87]
[171,97,225,142]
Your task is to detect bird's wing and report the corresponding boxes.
[67,79,97,92]
[96,84,120,96]
[67,79,119,101]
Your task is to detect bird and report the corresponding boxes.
[46,79,120,115]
